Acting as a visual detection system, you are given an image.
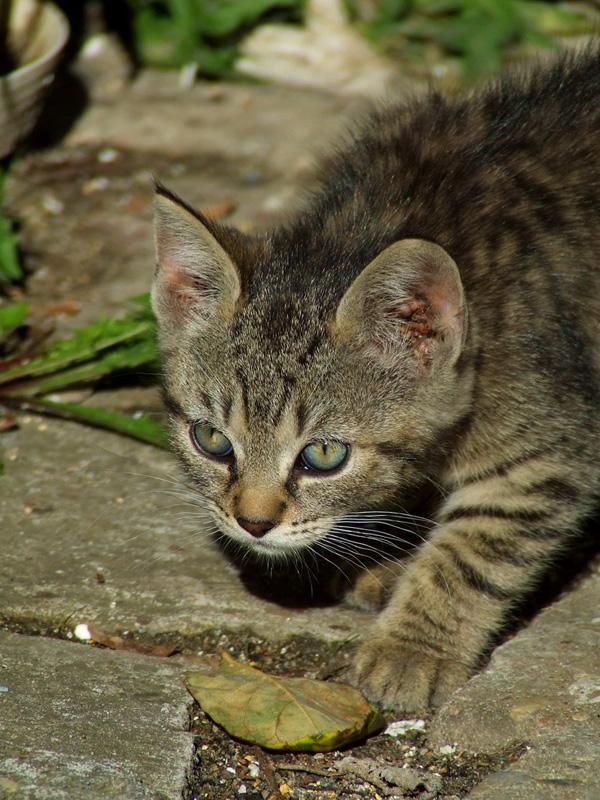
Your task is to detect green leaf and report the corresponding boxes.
[133,7,200,67]
[186,652,385,751]
[8,339,159,397]
[0,168,22,283]
[11,397,169,449]
[0,302,27,339]
[0,313,156,387]
[199,0,301,37]
[128,0,303,73]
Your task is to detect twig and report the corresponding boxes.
[276,763,333,778]
[251,746,285,800]
[0,393,80,419]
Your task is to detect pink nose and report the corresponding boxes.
[236,517,275,538]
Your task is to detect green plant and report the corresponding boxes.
[0,167,21,284]
[356,0,593,78]
[0,295,167,475]
[126,0,304,75]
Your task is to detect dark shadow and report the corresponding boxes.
[213,513,429,610]
[215,535,340,609]
[483,510,600,665]
[26,66,89,150]
[100,0,137,68]
[513,512,599,620]
[0,0,17,75]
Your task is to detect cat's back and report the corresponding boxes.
[292,47,600,352]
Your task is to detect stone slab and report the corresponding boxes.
[428,563,600,800]
[0,631,193,799]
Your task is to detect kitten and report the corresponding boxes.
[151,49,599,712]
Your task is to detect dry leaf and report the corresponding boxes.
[201,199,236,220]
[87,626,177,657]
[185,651,385,751]
[0,412,17,432]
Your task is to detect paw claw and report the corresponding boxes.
[351,634,471,713]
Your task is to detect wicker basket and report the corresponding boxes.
[0,0,69,157]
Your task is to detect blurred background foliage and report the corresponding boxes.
[350,0,596,78]
[54,0,596,81]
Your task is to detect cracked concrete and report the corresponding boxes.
[0,631,192,799]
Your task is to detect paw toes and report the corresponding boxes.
[351,635,471,713]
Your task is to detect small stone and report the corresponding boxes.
[438,744,456,755]
[97,148,119,164]
[242,168,264,184]
[82,177,109,194]
[41,193,64,215]
[384,719,426,737]
[73,624,92,641]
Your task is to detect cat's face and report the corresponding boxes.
[153,187,468,560]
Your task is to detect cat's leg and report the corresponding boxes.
[339,559,406,612]
[350,466,592,712]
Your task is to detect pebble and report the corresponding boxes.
[41,193,64,215]
[438,744,457,755]
[97,148,119,164]
[384,719,426,737]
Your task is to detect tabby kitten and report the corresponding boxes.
[151,50,599,711]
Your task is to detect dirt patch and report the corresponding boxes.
[180,631,527,800]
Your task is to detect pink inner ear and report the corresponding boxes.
[154,246,212,318]
[159,260,193,303]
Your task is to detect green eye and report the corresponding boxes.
[298,440,348,473]
[191,422,233,459]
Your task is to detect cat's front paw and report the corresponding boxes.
[350,634,472,712]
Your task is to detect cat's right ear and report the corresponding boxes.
[152,186,241,327]
[334,239,466,374]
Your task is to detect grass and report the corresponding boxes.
[0,295,168,475]
[0,167,21,284]
[124,0,304,75]
[117,0,594,81]
[353,0,594,79]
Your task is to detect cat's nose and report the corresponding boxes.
[236,517,275,538]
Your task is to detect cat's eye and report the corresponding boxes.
[297,440,348,473]
[190,422,233,459]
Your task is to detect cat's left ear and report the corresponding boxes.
[334,239,466,373]
[152,186,241,327]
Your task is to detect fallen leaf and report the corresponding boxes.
[0,412,17,432]
[87,626,177,657]
[202,199,236,220]
[185,651,385,751]
[22,300,80,320]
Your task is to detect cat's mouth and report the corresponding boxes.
[216,516,333,559]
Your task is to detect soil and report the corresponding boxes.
[179,631,527,800]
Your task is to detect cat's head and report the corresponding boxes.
[152,186,469,560]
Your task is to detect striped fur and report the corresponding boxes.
[152,49,599,712]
